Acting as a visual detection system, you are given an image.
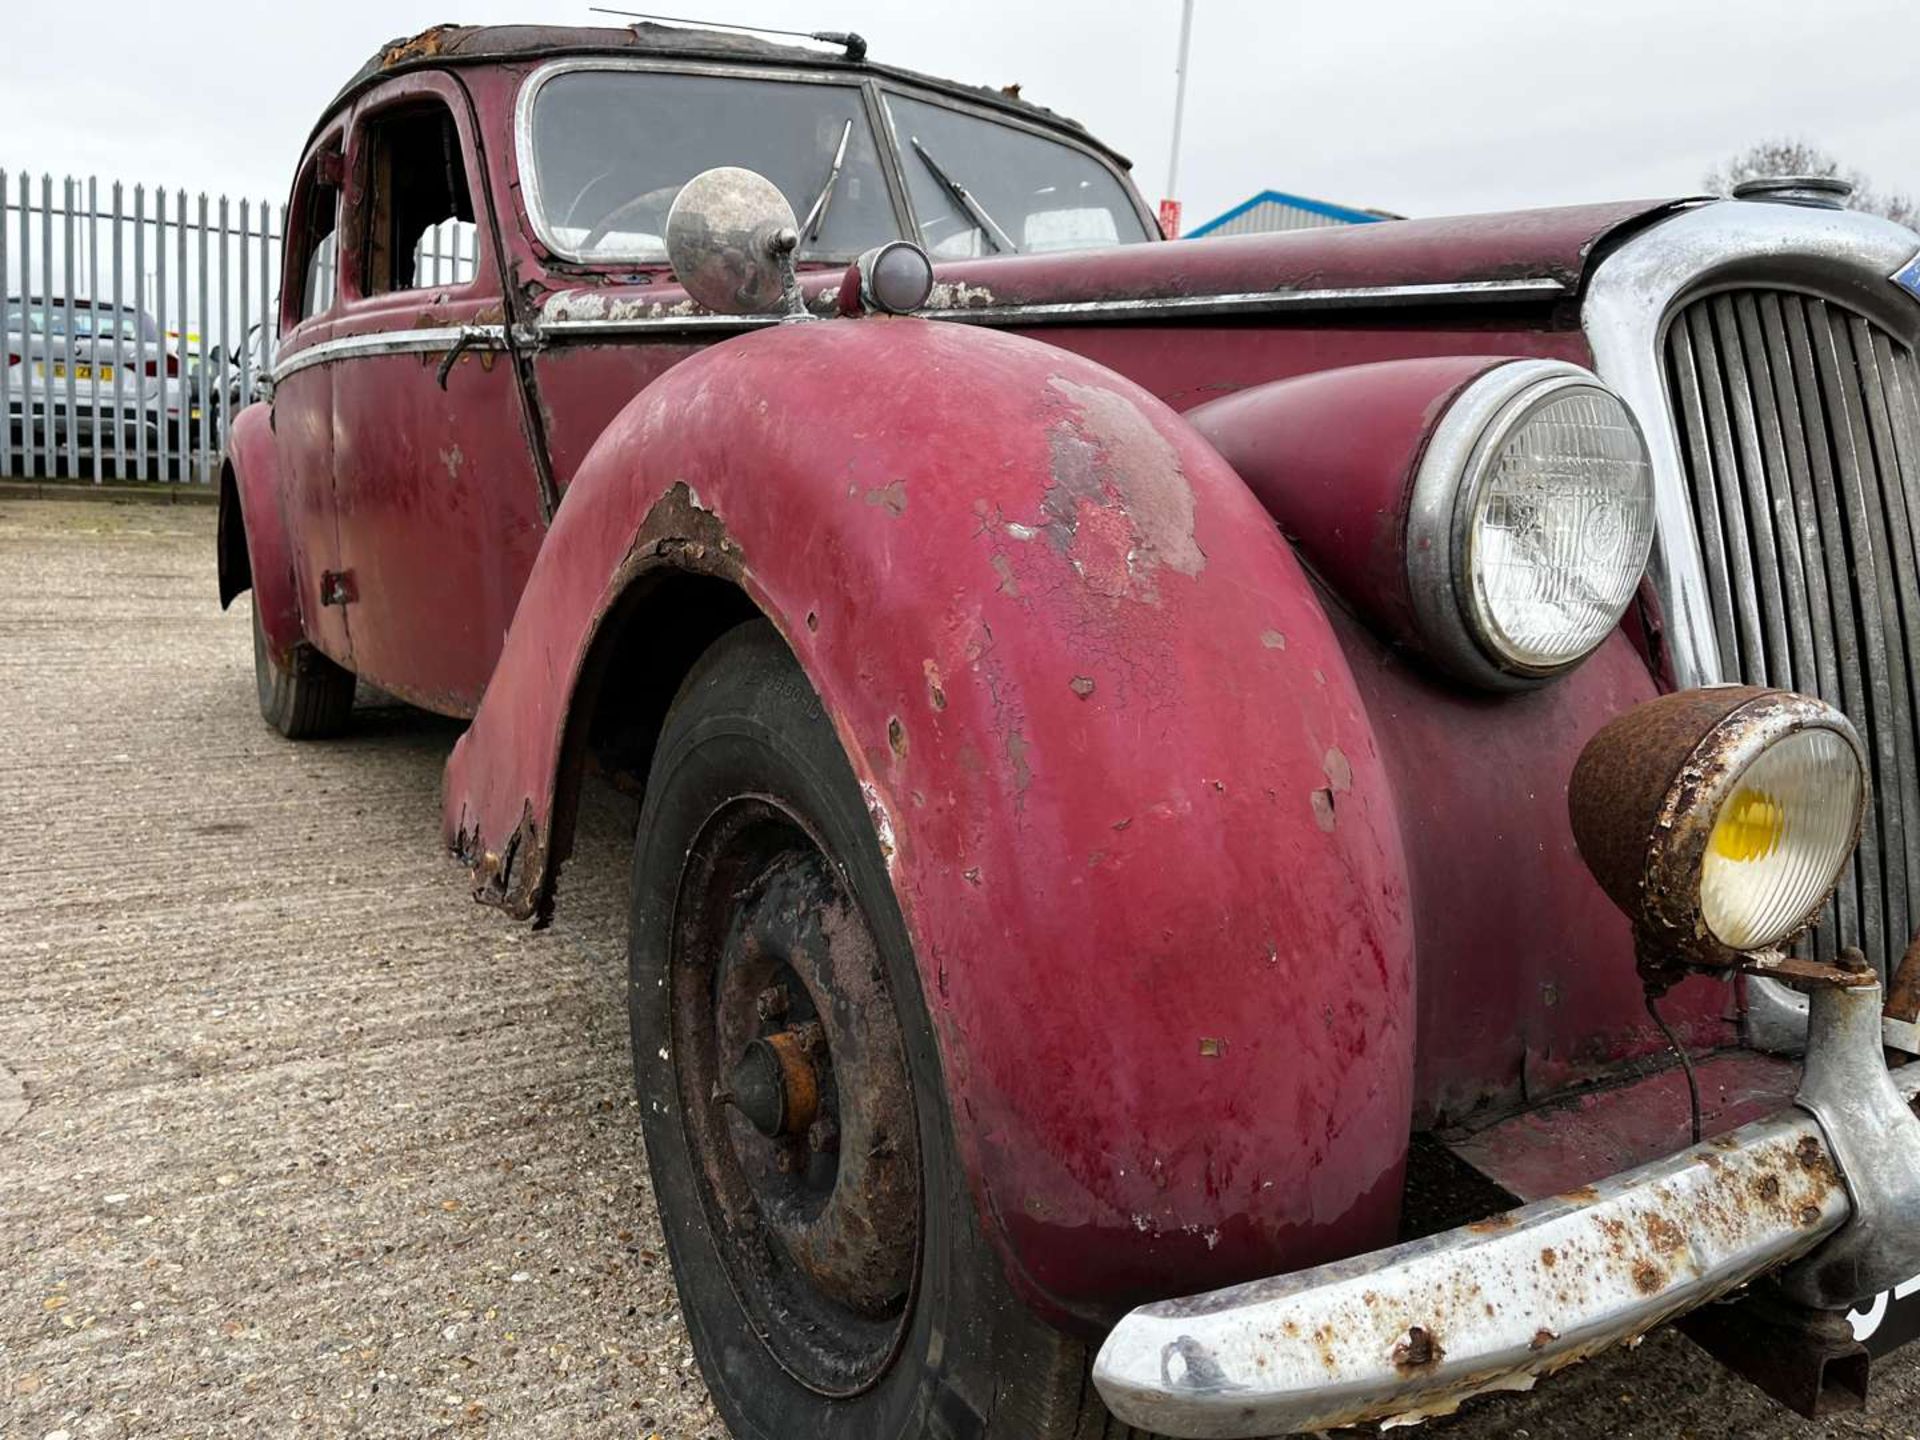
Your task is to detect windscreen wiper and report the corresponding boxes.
[801,119,854,243]
[909,136,1018,255]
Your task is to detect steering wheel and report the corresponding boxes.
[578,184,679,253]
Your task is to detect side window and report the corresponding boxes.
[360,104,480,294]
[287,148,342,327]
[304,228,339,320]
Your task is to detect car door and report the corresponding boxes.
[327,71,547,715]
[271,131,353,667]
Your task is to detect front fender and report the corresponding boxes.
[219,402,302,664]
[445,318,1415,1322]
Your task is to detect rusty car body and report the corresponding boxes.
[216,20,1920,1439]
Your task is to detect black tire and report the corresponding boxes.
[630,620,1151,1440]
[251,590,354,739]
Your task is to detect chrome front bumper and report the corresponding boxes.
[1093,981,1920,1437]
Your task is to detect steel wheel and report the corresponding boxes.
[628,619,1161,1440]
[669,796,921,1393]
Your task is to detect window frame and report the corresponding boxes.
[281,130,347,334]
[509,57,1155,270]
[340,75,494,309]
[876,86,1154,258]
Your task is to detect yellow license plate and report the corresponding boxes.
[49,362,110,381]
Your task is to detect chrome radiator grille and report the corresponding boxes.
[1664,288,1920,971]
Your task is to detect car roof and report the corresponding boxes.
[318,21,1130,169]
[6,295,139,310]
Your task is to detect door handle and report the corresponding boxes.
[435,325,489,391]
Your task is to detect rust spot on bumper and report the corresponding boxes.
[1391,1325,1444,1372]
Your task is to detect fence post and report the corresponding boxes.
[87,176,100,484]
[135,185,150,482]
[110,181,125,482]
[61,177,78,473]
[0,167,10,482]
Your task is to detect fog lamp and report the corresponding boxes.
[1569,686,1867,980]
[850,241,934,315]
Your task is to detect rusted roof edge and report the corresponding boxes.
[309,22,1130,171]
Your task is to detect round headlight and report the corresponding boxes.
[1569,686,1868,967]
[1409,362,1656,687]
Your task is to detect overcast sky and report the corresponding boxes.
[4,0,1915,227]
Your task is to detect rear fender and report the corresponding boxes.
[220,402,303,664]
[444,318,1415,1323]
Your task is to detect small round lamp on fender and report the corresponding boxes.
[838,241,935,316]
[1568,686,1868,989]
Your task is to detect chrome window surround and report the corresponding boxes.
[1582,199,1920,1051]
[1405,359,1651,690]
[510,57,1157,268]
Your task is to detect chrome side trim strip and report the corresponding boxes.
[276,278,1568,375]
[270,324,509,382]
[921,278,1567,324]
[529,277,1568,342]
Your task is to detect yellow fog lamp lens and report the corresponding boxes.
[1569,687,1867,963]
[1711,787,1784,863]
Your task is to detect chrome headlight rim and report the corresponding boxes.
[1407,359,1655,689]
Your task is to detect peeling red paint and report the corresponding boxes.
[440,319,1415,1322]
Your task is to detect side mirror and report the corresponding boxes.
[665,167,807,319]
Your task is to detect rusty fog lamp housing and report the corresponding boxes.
[1570,686,1868,984]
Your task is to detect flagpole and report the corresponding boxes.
[1160,0,1195,238]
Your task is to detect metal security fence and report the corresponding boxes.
[2,169,479,484]
[2,172,284,484]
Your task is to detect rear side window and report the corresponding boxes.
[358,104,480,294]
[304,228,339,318]
[883,94,1149,258]
[285,147,342,327]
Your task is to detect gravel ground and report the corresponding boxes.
[1,495,1917,1440]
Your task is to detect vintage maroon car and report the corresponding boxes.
[216,20,1920,1438]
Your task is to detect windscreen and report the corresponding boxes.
[884,93,1151,258]
[528,69,897,261]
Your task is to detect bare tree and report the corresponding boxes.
[1706,139,1917,228]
